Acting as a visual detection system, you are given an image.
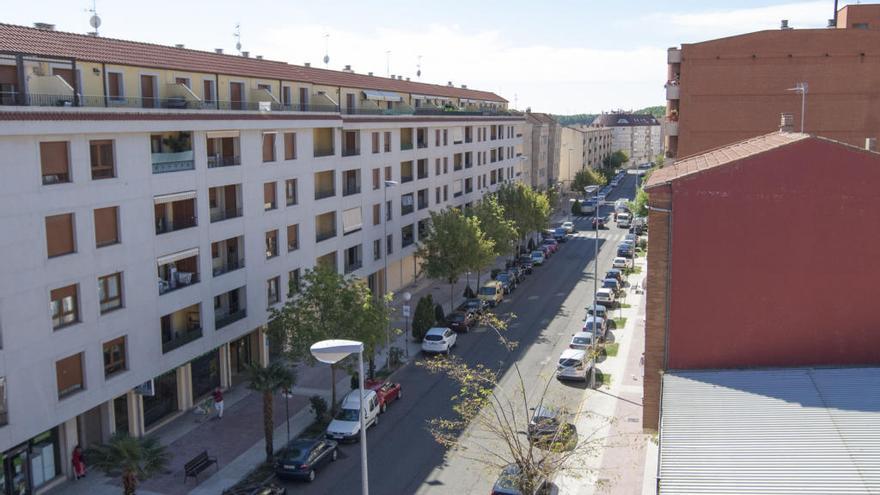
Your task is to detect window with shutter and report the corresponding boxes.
[284,132,296,160]
[50,284,79,329]
[264,182,277,211]
[262,133,276,162]
[103,336,127,377]
[40,141,71,185]
[94,207,119,247]
[90,140,115,179]
[98,272,123,313]
[46,213,75,257]
[56,353,84,398]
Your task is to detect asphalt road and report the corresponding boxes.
[281,173,639,495]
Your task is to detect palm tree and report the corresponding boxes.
[247,362,296,463]
[86,432,169,495]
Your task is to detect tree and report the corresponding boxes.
[247,362,296,463]
[571,169,606,193]
[571,199,582,216]
[412,295,436,341]
[86,433,170,495]
[470,196,518,285]
[629,188,648,217]
[417,208,495,313]
[496,183,550,253]
[602,150,629,171]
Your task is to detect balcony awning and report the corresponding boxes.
[157,247,199,266]
[363,90,402,102]
[154,190,196,204]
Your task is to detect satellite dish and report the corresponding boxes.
[323,54,330,64]
[236,42,242,51]
[89,15,101,29]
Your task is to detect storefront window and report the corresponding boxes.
[113,395,129,435]
[191,350,220,400]
[29,429,60,489]
[142,370,178,429]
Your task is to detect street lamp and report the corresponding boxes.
[383,180,399,351]
[402,291,412,358]
[310,340,369,495]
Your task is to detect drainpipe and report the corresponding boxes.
[101,62,107,107]
[214,74,220,109]
[71,58,80,106]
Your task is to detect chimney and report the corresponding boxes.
[241,51,250,58]
[447,81,453,86]
[256,55,263,60]
[398,75,403,80]
[304,62,311,67]
[828,19,836,28]
[780,19,792,30]
[866,138,878,152]
[390,74,395,79]
[215,48,224,54]
[461,84,467,89]
[406,77,410,81]
[779,113,795,132]
[33,22,55,30]
[175,44,185,49]
[368,72,374,76]
[343,65,353,73]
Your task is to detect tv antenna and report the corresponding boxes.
[786,82,808,132]
[86,0,101,36]
[234,23,242,53]
[323,33,330,67]
[416,55,422,79]
[386,50,391,76]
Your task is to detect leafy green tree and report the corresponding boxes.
[470,196,518,285]
[629,188,649,217]
[634,105,665,119]
[417,208,495,313]
[571,199,582,216]
[571,169,606,193]
[602,150,629,171]
[86,433,170,495]
[247,362,296,463]
[412,294,436,340]
[496,183,550,253]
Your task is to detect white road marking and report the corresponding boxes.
[528,295,540,301]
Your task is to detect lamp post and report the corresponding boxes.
[311,340,369,495]
[383,180,399,352]
[402,291,412,358]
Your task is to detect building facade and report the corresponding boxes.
[523,112,560,189]
[0,23,524,492]
[591,113,661,166]
[665,3,880,160]
[558,125,613,186]
[642,130,880,430]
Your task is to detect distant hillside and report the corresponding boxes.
[554,106,665,127]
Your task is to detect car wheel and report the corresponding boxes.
[307,470,316,482]
[331,449,338,461]
[381,402,387,414]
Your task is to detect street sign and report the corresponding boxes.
[402,304,411,317]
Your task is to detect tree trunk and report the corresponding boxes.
[122,471,137,495]
[368,356,375,379]
[476,270,481,289]
[450,282,455,314]
[263,391,275,463]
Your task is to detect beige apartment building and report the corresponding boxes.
[522,112,560,189]
[558,125,613,187]
[592,112,662,166]
[0,23,524,493]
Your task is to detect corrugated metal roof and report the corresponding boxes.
[659,368,880,494]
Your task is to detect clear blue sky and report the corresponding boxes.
[6,0,851,113]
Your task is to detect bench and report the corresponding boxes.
[184,451,218,484]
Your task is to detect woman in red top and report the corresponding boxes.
[72,445,86,479]
[213,387,224,419]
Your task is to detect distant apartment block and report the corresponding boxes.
[558,125,613,185]
[591,113,662,166]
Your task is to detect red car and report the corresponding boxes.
[365,380,402,413]
[541,239,559,254]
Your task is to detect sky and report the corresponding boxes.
[6,0,853,114]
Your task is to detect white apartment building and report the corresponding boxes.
[592,113,662,166]
[558,125,613,185]
[0,23,524,493]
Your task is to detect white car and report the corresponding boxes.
[561,221,575,234]
[325,389,380,442]
[582,316,607,340]
[569,331,596,351]
[422,327,457,354]
[595,288,616,308]
[612,257,629,269]
[556,349,593,381]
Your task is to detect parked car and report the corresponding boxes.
[639,162,653,169]
[596,288,616,308]
[542,229,556,240]
[606,269,624,284]
[517,256,534,274]
[612,257,629,269]
[556,349,592,381]
[445,311,475,333]
[530,250,545,266]
[591,216,606,229]
[617,243,634,258]
[539,244,553,258]
[630,217,647,235]
[561,221,575,234]
[460,297,488,316]
[583,316,607,340]
[491,463,553,495]
[478,281,504,306]
[602,278,621,296]
[365,379,402,413]
[616,212,632,228]
[508,266,524,283]
[542,238,559,253]
[275,438,338,482]
[326,390,380,442]
[553,228,568,242]
[586,304,608,320]
[624,233,638,244]
[569,331,596,350]
[421,327,458,354]
[495,272,516,294]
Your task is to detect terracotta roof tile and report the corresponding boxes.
[0,23,506,103]
[645,131,810,188]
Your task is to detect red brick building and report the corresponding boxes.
[665,3,880,160]
[641,129,880,429]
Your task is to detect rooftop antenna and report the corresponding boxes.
[386,50,391,77]
[514,93,518,110]
[323,33,330,67]
[233,23,242,53]
[786,82,808,132]
[416,55,422,79]
[86,0,101,36]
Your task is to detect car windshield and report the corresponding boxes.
[572,337,590,346]
[532,251,542,256]
[603,280,616,288]
[282,447,306,461]
[479,287,496,295]
[335,408,360,421]
[425,334,443,341]
[559,358,581,368]
[497,274,509,281]
[584,322,599,330]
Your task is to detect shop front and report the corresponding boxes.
[191,350,221,400]
[229,332,259,385]
[142,370,178,430]
[0,428,61,495]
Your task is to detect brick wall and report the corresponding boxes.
[643,184,672,430]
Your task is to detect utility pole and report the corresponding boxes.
[787,82,808,133]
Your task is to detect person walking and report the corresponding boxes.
[71,445,86,479]
[213,387,224,420]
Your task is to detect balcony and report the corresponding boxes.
[161,304,202,354]
[313,128,335,158]
[215,309,247,329]
[207,155,241,168]
[154,196,197,235]
[666,84,680,100]
[151,132,194,174]
[401,194,414,216]
[314,171,336,200]
[316,211,337,242]
[416,128,428,149]
[401,161,414,183]
[158,251,200,295]
[344,245,363,274]
[664,118,679,137]
[210,207,242,223]
[209,185,243,222]
[342,170,361,196]
[668,47,682,64]
[214,288,246,330]
[400,128,414,151]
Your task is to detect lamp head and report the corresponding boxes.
[310,339,363,364]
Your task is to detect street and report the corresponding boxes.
[282,173,640,495]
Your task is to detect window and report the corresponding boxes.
[384,131,391,152]
[40,141,71,185]
[386,200,392,221]
[342,169,361,196]
[316,211,337,242]
[401,224,415,247]
[0,377,7,426]
[56,353,84,399]
[417,189,428,209]
[386,234,393,255]
[443,129,448,146]
[98,272,123,313]
[90,140,115,179]
[284,132,297,160]
[373,204,381,225]
[373,239,382,260]
[264,182,277,211]
[401,193,414,216]
[344,244,363,273]
[401,161,413,183]
[46,213,75,258]
[373,168,380,190]
[435,129,441,146]
[50,284,79,329]
[262,133,276,162]
[94,207,119,247]
[314,171,335,200]
[443,157,449,174]
[313,128,335,157]
[343,207,363,234]
[288,269,301,297]
[267,276,280,306]
[203,79,216,103]
[107,72,123,99]
[342,130,360,157]
[287,224,299,251]
[372,132,380,154]
[443,185,449,201]
[435,187,441,204]
[435,158,441,176]
[384,166,392,181]
[286,179,298,206]
[417,159,428,179]
[266,230,279,259]
[418,218,429,240]
[103,337,127,378]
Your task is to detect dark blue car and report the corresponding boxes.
[275,438,338,482]
[617,243,633,258]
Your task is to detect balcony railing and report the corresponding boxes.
[210,207,243,223]
[213,258,244,276]
[215,309,247,330]
[315,188,335,200]
[207,155,241,168]
[162,326,202,354]
[401,142,414,151]
[342,147,360,157]
[159,273,200,295]
[344,260,363,274]
[3,93,341,112]
[152,150,195,174]
[316,229,337,243]
[156,216,196,235]
[417,140,428,149]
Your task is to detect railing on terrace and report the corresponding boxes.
[1,93,341,112]
[210,207,243,223]
[152,150,195,174]
[162,326,202,354]
[158,273,200,295]
[213,258,244,277]
[215,309,247,330]
[207,155,241,168]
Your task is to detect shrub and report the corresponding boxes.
[433,302,445,324]
[571,199,581,216]
[309,395,328,422]
[412,295,436,341]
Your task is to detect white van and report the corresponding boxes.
[325,389,380,442]
[616,212,631,228]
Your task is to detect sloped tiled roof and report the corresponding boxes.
[0,23,506,103]
[645,131,810,189]
[526,112,557,125]
[592,113,658,127]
